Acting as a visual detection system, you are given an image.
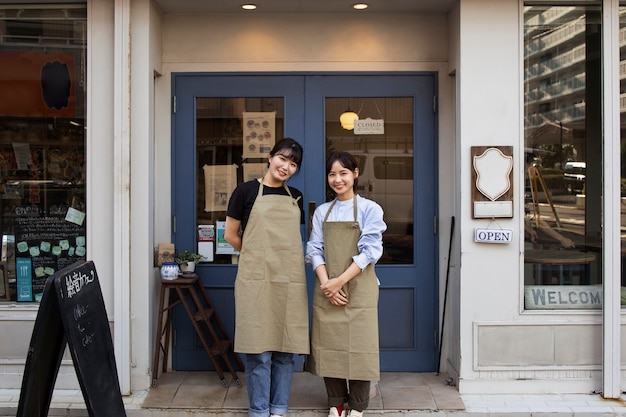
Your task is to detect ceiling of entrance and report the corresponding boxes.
[152,0,457,14]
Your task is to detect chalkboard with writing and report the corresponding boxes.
[17,260,126,417]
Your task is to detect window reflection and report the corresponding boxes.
[619,2,626,306]
[523,5,603,310]
[325,98,414,264]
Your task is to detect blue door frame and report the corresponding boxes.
[171,73,439,372]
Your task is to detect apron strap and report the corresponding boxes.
[257,178,297,204]
[323,195,358,222]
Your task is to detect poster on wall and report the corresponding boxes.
[243,163,267,182]
[242,112,276,159]
[203,164,237,213]
[14,216,86,301]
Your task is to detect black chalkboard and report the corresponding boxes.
[17,260,126,417]
[16,275,66,416]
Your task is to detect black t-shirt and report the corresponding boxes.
[226,179,304,232]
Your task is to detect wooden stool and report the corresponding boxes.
[152,274,243,387]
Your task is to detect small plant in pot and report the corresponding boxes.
[175,250,204,274]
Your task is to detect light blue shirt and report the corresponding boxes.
[305,195,387,272]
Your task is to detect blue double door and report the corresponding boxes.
[171,73,439,372]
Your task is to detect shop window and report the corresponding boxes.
[619,1,626,308]
[0,5,87,303]
[523,4,604,310]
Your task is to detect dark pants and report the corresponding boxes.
[323,377,370,411]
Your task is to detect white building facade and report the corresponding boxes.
[0,0,624,399]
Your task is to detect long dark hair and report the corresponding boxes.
[326,151,359,188]
[269,138,304,171]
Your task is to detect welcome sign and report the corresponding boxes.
[525,285,602,310]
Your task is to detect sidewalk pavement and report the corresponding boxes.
[2,371,626,416]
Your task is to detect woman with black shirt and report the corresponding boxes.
[224,138,309,417]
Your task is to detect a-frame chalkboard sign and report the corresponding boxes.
[17,260,126,417]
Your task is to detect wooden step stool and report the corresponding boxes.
[152,274,243,387]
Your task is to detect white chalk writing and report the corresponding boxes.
[64,269,95,298]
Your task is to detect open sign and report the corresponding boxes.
[474,227,513,243]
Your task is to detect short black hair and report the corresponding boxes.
[269,138,304,170]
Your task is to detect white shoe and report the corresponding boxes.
[348,410,363,417]
[328,407,346,417]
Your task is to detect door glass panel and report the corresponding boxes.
[523,4,603,310]
[196,97,284,264]
[325,97,414,264]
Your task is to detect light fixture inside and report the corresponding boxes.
[340,109,359,130]
[242,4,257,10]
[352,3,369,10]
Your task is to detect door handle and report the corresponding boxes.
[308,201,317,235]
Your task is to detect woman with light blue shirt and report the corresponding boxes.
[305,151,387,417]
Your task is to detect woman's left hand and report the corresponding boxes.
[321,278,348,305]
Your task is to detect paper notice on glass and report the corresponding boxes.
[243,163,267,182]
[203,164,237,213]
[198,242,214,262]
[12,143,32,170]
[216,220,239,255]
[65,207,86,226]
[242,111,276,159]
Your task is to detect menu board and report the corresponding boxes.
[17,261,126,417]
[14,216,86,301]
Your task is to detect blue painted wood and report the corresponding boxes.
[171,73,438,372]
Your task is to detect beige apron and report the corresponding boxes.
[234,182,310,355]
[308,196,380,381]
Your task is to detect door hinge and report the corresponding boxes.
[433,216,438,235]
[173,96,176,114]
[433,96,437,113]
[434,329,439,349]
[173,215,176,234]
[173,329,177,347]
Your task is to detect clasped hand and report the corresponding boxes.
[320,278,348,306]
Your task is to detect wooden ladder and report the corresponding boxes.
[152,274,243,387]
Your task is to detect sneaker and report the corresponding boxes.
[348,410,363,417]
[270,415,284,417]
[328,407,346,417]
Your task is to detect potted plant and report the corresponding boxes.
[175,250,204,273]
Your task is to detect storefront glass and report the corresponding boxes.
[0,5,87,302]
[325,97,414,264]
[523,4,604,310]
[619,1,626,307]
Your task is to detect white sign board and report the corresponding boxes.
[354,118,384,135]
[474,227,513,243]
[473,201,513,218]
